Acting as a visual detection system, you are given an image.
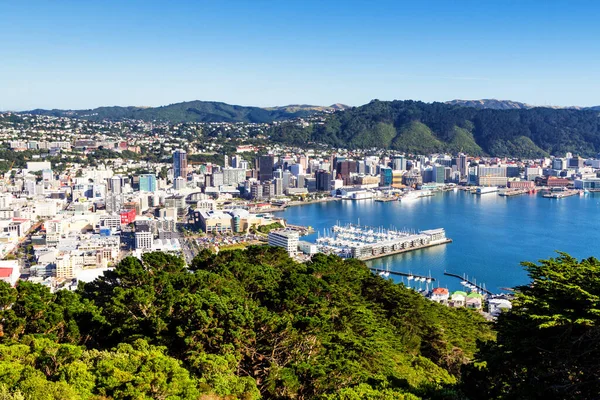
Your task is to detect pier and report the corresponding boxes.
[444,271,493,295]
[285,224,315,235]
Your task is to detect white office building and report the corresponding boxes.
[268,229,299,256]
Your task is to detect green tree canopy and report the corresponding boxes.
[463,253,600,399]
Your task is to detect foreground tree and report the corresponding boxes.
[463,253,600,399]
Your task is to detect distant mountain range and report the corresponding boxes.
[446,99,600,111]
[18,98,600,157]
[22,99,600,124]
[24,101,351,123]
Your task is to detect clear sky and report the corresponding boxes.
[1,0,599,110]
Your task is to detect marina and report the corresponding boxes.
[444,271,493,296]
[368,267,434,282]
[315,222,451,261]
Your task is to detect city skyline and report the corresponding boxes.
[2,1,600,110]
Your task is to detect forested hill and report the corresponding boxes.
[0,247,599,398]
[25,100,333,123]
[269,100,600,157]
[0,247,494,399]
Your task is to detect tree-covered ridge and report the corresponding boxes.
[269,100,600,157]
[26,101,320,123]
[0,248,494,399]
[0,248,598,399]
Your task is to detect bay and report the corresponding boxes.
[280,191,600,292]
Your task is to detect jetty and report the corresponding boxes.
[368,268,435,281]
[444,271,493,295]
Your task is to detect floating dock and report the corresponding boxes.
[444,271,493,295]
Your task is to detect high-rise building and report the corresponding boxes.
[173,176,186,190]
[433,165,445,183]
[274,178,284,196]
[173,150,188,179]
[315,170,332,191]
[392,155,406,171]
[290,164,304,177]
[282,171,291,189]
[335,160,356,186]
[305,177,317,192]
[110,175,123,194]
[380,167,393,186]
[222,168,246,186]
[259,155,274,182]
[139,174,157,192]
[457,154,468,178]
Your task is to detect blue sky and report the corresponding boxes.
[1,0,599,110]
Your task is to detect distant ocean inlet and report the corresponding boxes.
[281,191,600,292]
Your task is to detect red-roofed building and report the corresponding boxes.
[431,287,450,303]
[0,260,20,286]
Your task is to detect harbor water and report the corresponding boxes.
[281,191,600,293]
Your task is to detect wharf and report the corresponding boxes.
[542,190,580,199]
[375,197,398,202]
[358,239,452,261]
[444,271,493,295]
[499,188,530,197]
[368,268,435,281]
[285,224,315,236]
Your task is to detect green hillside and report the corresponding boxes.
[0,248,599,398]
[0,248,494,399]
[391,121,445,153]
[270,100,600,157]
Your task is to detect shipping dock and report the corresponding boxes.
[315,222,451,261]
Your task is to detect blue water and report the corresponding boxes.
[281,191,600,292]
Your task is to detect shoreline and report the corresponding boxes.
[272,197,342,212]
